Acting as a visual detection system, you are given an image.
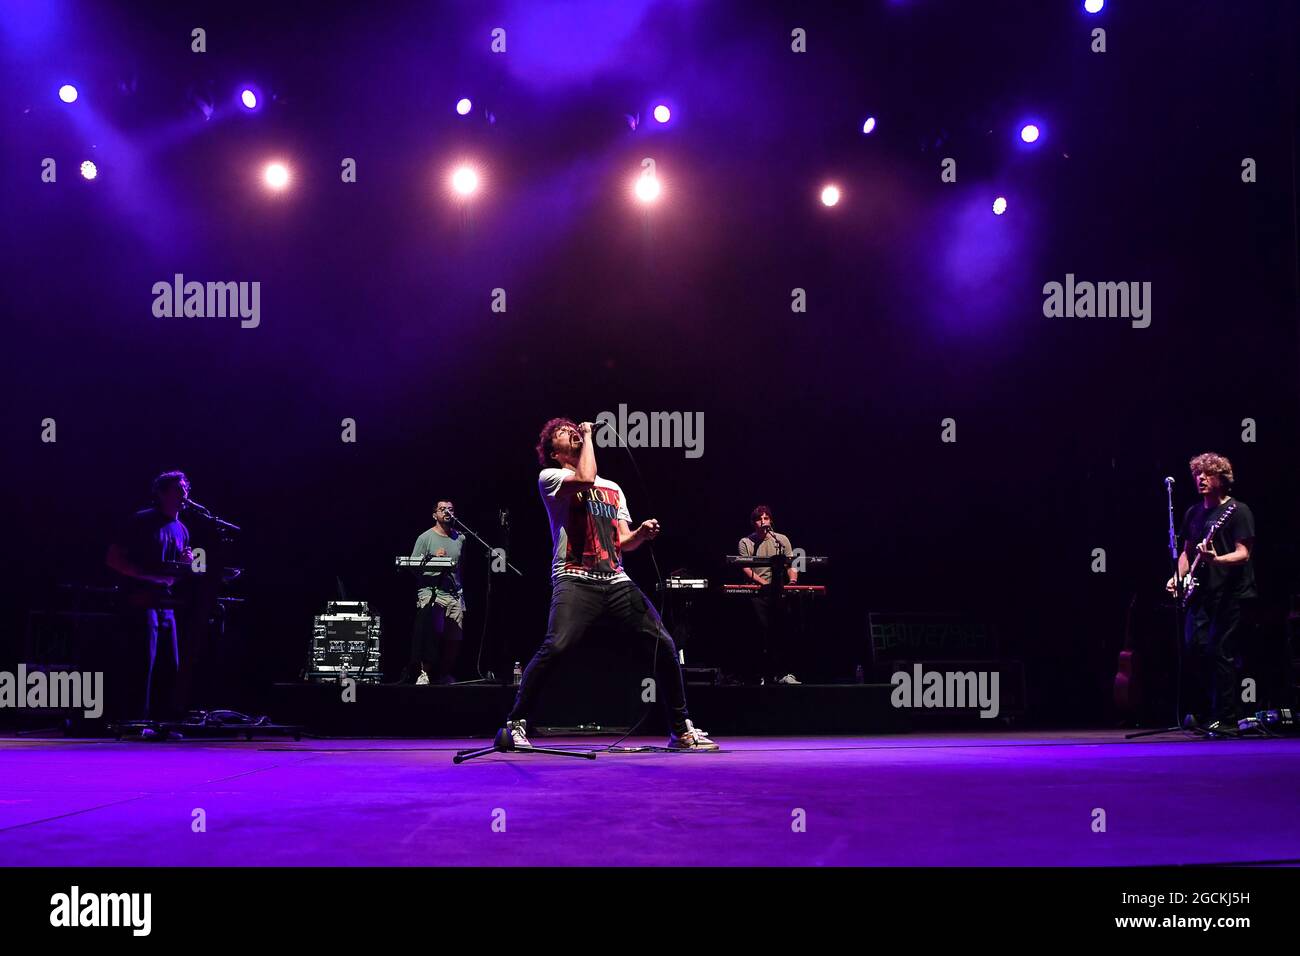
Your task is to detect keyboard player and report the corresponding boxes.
[737,505,800,685]
[404,500,466,685]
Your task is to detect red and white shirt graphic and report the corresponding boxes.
[539,468,632,583]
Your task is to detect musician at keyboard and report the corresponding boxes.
[405,500,466,685]
[736,505,800,685]
[104,470,195,721]
[737,504,797,587]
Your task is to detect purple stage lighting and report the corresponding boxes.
[1020,124,1040,144]
[653,104,671,123]
[821,184,841,207]
[1084,0,1105,12]
[862,116,877,134]
[240,89,258,110]
[58,84,78,103]
[456,98,472,116]
[80,160,97,180]
[992,196,1007,215]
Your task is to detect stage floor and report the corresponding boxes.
[1,731,1297,866]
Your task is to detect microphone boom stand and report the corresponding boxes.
[1127,477,1208,739]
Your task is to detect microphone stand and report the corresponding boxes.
[184,500,241,537]
[440,513,522,690]
[451,515,521,577]
[450,510,592,763]
[1127,478,1205,739]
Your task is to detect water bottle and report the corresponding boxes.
[512,661,522,686]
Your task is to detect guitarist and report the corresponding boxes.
[1164,453,1256,730]
[106,471,194,722]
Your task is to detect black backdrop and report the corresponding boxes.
[3,0,1297,724]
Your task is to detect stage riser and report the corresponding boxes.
[266,683,926,736]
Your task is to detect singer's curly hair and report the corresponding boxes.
[1189,452,1234,489]
[750,504,773,525]
[536,417,579,467]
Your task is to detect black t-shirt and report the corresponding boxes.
[1180,498,1256,599]
[112,507,190,593]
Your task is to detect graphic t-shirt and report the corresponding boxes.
[539,468,631,583]
[1180,498,1256,600]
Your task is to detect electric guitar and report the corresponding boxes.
[1178,502,1236,608]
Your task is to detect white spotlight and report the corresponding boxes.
[452,166,479,196]
[635,175,661,203]
[263,162,290,190]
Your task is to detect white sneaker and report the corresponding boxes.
[776,673,801,685]
[668,719,720,751]
[507,719,532,749]
[415,670,429,685]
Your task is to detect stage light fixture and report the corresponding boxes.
[263,162,290,191]
[862,117,877,134]
[820,184,841,207]
[241,89,258,110]
[59,84,78,103]
[635,174,661,203]
[653,104,671,123]
[80,160,97,180]
[1020,124,1040,144]
[451,166,479,196]
[993,196,1007,215]
[1084,0,1105,12]
[456,98,472,116]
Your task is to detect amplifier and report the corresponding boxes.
[658,578,708,590]
[683,666,721,686]
[308,612,382,682]
[326,600,370,615]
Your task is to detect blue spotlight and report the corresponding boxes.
[1084,0,1105,12]
[456,97,472,116]
[992,196,1007,216]
[240,88,258,110]
[58,84,78,103]
[80,160,97,180]
[1020,123,1040,144]
[861,116,877,134]
[653,104,670,123]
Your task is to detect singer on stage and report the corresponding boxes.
[105,470,194,722]
[1164,453,1256,731]
[502,418,718,751]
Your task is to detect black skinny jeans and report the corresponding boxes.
[508,577,690,734]
[1184,593,1249,724]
